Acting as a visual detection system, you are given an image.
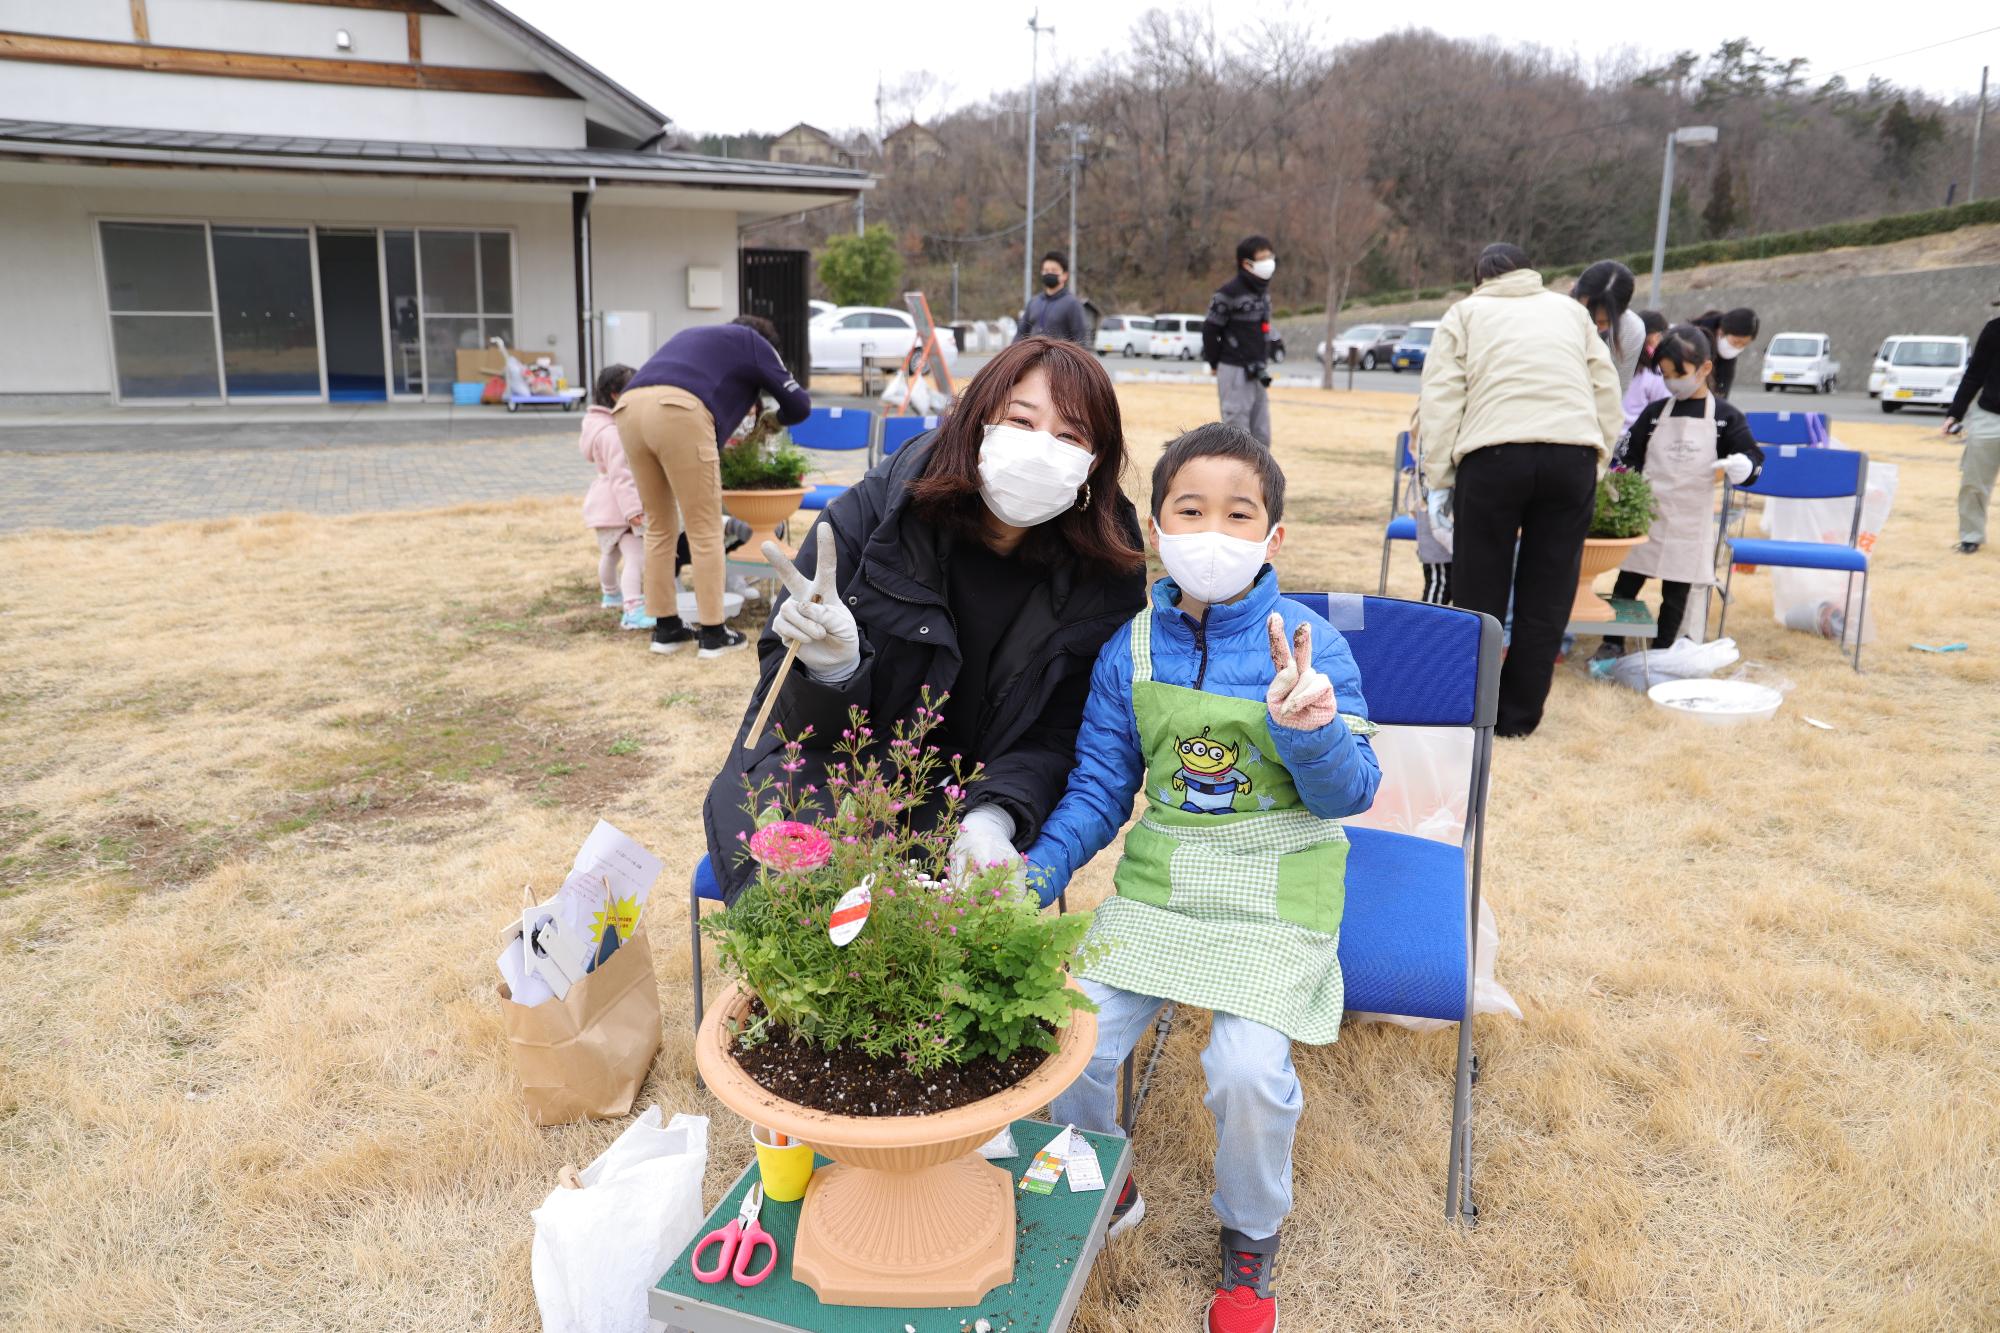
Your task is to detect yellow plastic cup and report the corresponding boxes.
[750,1124,814,1203]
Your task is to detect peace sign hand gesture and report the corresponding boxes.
[765,526,861,679]
[1265,612,1337,731]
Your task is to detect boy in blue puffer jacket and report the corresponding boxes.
[1026,423,1380,1333]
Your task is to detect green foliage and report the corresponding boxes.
[704,694,1099,1076]
[818,224,904,308]
[1592,470,1659,539]
[718,412,811,490]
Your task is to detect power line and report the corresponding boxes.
[1822,24,2000,80]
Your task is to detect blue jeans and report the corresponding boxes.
[1049,978,1302,1240]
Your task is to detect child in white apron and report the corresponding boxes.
[1025,424,1380,1333]
[1608,324,1764,649]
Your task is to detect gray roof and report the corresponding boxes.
[0,119,871,193]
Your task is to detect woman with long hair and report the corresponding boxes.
[701,336,1149,901]
[1571,260,1645,391]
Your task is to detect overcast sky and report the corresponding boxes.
[499,1,2000,136]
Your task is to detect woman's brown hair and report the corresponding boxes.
[908,336,1145,574]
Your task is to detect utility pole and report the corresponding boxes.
[1059,123,1088,300]
[1648,125,1718,310]
[1023,9,1053,308]
[1972,65,1989,204]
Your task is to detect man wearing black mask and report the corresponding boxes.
[1014,250,1089,345]
[1203,234,1280,446]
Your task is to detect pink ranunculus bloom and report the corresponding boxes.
[747,820,833,872]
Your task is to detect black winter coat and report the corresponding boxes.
[701,438,1148,902]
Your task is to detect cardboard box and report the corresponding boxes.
[455,346,551,384]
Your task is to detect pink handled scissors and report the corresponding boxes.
[691,1183,779,1287]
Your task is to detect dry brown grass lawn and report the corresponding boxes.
[2,386,1996,1332]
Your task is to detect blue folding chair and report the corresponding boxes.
[788,406,875,511]
[1117,593,1502,1224]
[1378,431,1419,596]
[877,413,941,464]
[1741,410,1829,447]
[1715,446,1871,671]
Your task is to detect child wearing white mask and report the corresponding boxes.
[1024,423,1380,1333]
[1606,323,1764,651]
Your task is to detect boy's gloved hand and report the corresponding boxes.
[1265,613,1337,731]
[765,526,861,681]
[1714,454,1754,485]
[949,806,1024,887]
[1425,486,1454,535]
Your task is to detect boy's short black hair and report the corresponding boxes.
[1235,234,1274,265]
[592,362,634,408]
[1040,250,1069,272]
[1150,422,1285,525]
[731,314,781,349]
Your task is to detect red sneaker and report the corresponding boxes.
[1205,1228,1278,1333]
[1106,1173,1145,1239]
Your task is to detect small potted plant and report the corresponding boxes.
[719,411,813,531]
[696,694,1099,1308]
[1572,468,1659,622]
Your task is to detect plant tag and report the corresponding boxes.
[1065,1131,1104,1192]
[522,900,591,999]
[1019,1126,1072,1195]
[828,875,874,947]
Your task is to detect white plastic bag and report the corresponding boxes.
[493,336,530,398]
[530,1107,710,1333]
[1761,461,1897,646]
[880,369,934,415]
[1342,726,1522,1030]
[1598,635,1740,693]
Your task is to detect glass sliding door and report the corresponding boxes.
[99,221,221,399]
[212,226,321,397]
[384,230,423,398]
[316,229,387,401]
[418,229,515,399]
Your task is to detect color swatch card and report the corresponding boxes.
[1019,1126,1074,1195]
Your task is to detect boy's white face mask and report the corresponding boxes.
[1156,526,1275,604]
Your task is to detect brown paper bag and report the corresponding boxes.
[500,932,662,1125]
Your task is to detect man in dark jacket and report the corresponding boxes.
[1946,298,2000,553]
[701,435,1146,902]
[1202,234,1281,446]
[1014,251,1089,345]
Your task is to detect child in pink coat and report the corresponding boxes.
[579,364,652,630]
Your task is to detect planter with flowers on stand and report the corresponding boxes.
[719,411,813,547]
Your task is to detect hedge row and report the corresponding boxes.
[1333,197,2000,313]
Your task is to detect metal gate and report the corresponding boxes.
[738,247,811,388]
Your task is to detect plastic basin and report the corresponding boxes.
[1647,678,1784,725]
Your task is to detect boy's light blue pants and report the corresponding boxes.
[1049,977,1301,1241]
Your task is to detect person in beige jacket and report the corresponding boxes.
[1418,242,1622,736]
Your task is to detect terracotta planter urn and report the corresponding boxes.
[1571,535,1647,622]
[695,980,1098,1308]
[720,487,808,532]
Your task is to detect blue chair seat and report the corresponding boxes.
[799,483,848,511]
[1339,826,1466,1022]
[1386,514,1417,542]
[1726,537,1867,572]
[694,854,723,902]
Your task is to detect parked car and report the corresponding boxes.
[1867,335,1909,398]
[1315,323,1408,371]
[1760,332,1840,394]
[1879,334,1969,414]
[1095,315,1155,357]
[1148,314,1205,361]
[808,299,838,324]
[1390,321,1440,373]
[808,306,958,372]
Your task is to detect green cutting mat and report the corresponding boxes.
[1570,597,1660,633]
[652,1120,1127,1333]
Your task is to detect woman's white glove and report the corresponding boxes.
[764,526,861,682]
[1425,486,1454,535]
[1265,613,1337,731]
[1715,454,1754,485]
[949,805,1024,887]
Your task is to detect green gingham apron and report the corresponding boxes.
[1081,608,1351,1044]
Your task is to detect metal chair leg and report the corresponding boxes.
[1377,538,1393,597]
[1853,572,1868,672]
[1119,1052,1135,1133]
[1445,1022,1476,1225]
[1717,557,1736,640]
[689,881,705,1036]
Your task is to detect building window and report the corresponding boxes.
[419,230,513,398]
[100,221,221,399]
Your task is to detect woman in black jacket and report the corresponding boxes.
[701,337,1149,902]
[1689,307,1760,398]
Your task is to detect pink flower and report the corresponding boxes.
[747,820,832,872]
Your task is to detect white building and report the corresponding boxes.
[0,0,867,405]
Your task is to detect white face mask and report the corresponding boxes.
[1716,338,1744,360]
[1665,373,1701,400]
[977,423,1094,527]
[1155,526,1274,605]
[1247,258,1277,281]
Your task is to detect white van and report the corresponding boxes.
[1867,335,1909,398]
[1760,332,1840,394]
[1148,313,1205,361]
[1095,316,1154,358]
[1879,335,1969,414]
